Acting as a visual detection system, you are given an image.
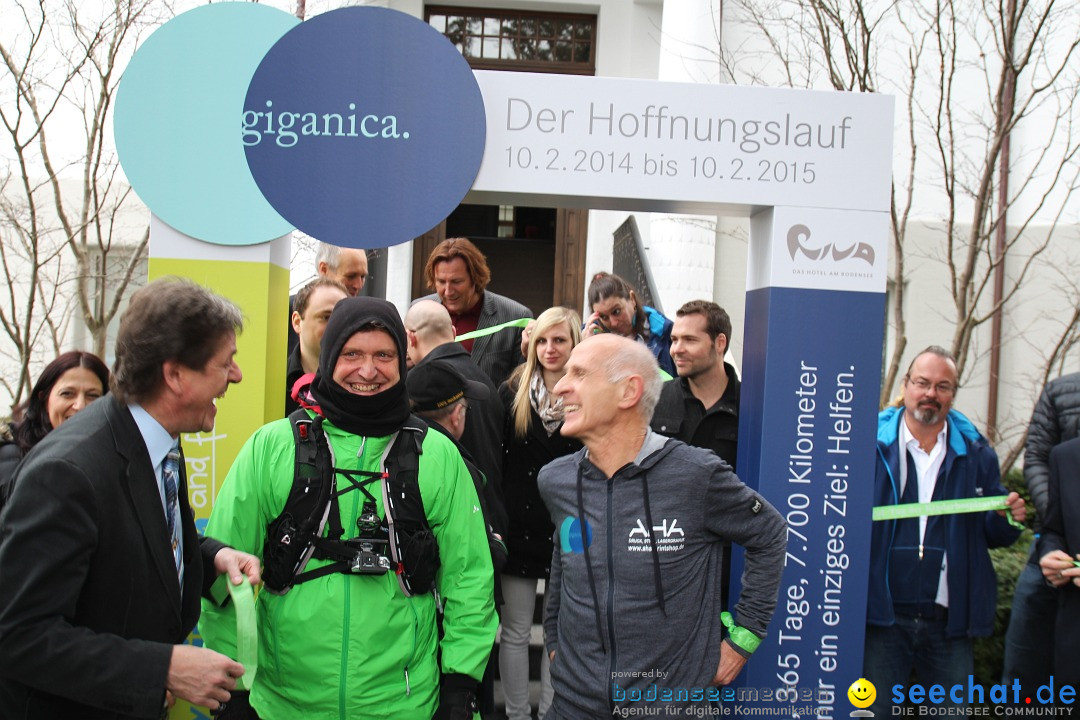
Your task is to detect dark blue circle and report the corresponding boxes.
[569,518,592,553]
[244,7,486,249]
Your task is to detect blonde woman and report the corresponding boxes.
[498,306,582,720]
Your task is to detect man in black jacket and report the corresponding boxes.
[405,299,505,492]
[406,358,508,573]
[650,300,740,469]
[1003,371,1080,695]
[1037,436,1080,687]
[0,278,261,719]
[406,358,508,718]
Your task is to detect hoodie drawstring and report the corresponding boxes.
[640,472,666,616]
[576,465,607,654]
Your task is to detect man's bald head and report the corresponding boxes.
[404,299,455,366]
[555,334,663,447]
[593,334,663,420]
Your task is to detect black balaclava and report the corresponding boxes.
[310,296,410,437]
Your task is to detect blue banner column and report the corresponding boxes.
[732,206,888,716]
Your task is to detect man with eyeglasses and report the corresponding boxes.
[863,345,1026,715]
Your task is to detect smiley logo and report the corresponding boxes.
[847,678,876,709]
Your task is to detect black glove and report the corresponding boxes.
[210,690,254,720]
[433,673,479,720]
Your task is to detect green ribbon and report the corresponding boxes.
[226,577,258,691]
[454,317,532,342]
[720,611,762,654]
[872,496,1024,530]
[454,318,675,384]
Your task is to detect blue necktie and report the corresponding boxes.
[162,447,184,588]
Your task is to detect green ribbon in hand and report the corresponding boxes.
[872,495,1024,530]
[226,577,258,691]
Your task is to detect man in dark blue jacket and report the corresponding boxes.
[865,346,1025,715]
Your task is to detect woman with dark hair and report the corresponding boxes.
[585,271,676,376]
[498,306,582,720]
[0,351,110,501]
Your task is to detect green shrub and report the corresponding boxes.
[973,468,1034,687]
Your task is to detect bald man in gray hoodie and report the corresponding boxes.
[539,335,787,719]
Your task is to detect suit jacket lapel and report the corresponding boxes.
[470,293,497,363]
[108,399,183,617]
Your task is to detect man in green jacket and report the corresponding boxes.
[201,297,496,720]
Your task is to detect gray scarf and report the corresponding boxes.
[529,368,565,436]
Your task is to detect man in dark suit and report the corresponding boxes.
[404,300,509,717]
[0,278,262,720]
[1038,436,1080,687]
[419,237,532,387]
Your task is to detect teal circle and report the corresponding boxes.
[114,3,298,245]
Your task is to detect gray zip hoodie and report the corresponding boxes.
[539,432,787,718]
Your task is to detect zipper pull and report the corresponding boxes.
[919,544,924,561]
[404,667,411,696]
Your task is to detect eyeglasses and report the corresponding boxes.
[907,377,957,396]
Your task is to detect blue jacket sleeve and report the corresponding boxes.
[976,443,1022,548]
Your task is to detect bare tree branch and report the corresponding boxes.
[0,0,162,406]
[723,0,1080,467]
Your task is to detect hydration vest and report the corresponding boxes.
[261,409,440,597]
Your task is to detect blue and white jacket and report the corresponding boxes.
[642,306,675,377]
[868,407,1021,638]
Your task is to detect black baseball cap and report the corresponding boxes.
[407,359,490,412]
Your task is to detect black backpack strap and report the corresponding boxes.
[262,409,336,594]
[383,416,440,597]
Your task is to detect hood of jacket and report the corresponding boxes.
[877,405,984,458]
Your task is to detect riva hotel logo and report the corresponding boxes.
[787,224,876,267]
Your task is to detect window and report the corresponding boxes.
[427,6,596,75]
[497,205,514,238]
